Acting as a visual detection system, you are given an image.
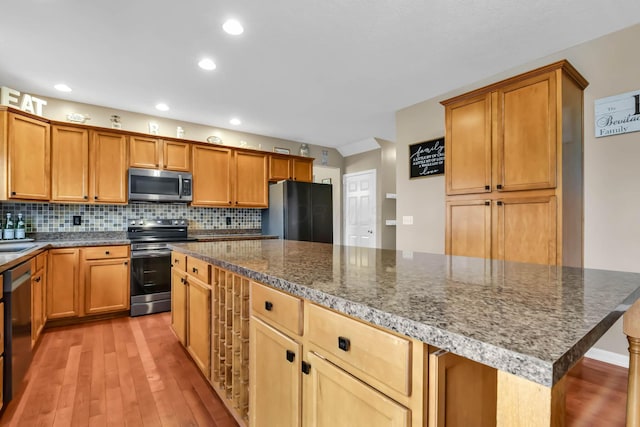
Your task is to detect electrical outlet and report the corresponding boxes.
[226,216,232,226]
[73,215,82,225]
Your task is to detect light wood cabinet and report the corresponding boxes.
[90,130,128,204]
[4,111,50,200]
[428,350,496,427]
[442,60,587,266]
[130,136,190,171]
[234,151,268,207]
[186,274,211,378]
[192,145,267,207]
[82,257,130,315]
[47,248,80,319]
[31,252,47,347]
[192,145,233,206]
[48,246,130,319]
[268,155,313,183]
[250,317,301,427]
[303,351,410,427]
[171,267,187,345]
[51,125,90,202]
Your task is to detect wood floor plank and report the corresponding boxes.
[2,312,628,427]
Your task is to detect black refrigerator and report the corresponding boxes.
[262,180,333,243]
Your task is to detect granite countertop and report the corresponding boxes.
[169,239,640,388]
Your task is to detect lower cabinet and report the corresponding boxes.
[31,251,47,347]
[171,267,187,345]
[48,245,130,319]
[303,351,410,427]
[250,317,301,427]
[186,274,211,378]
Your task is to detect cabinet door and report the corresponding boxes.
[191,145,232,206]
[445,199,492,258]
[51,125,90,202]
[445,93,492,195]
[171,268,187,345]
[90,130,128,203]
[186,275,211,378]
[129,135,161,169]
[47,248,80,319]
[495,196,557,265]
[428,350,496,427]
[235,151,268,207]
[269,155,291,181]
[83,258,130,315]
[496,72,557,192]
[31,269,44,347]
[7,113,50,200]
[292,158,313,182]
[303,351,409,427]
[250,317,301,427]
[163,140,190,171]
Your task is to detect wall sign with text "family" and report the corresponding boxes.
[0,86,47,116]
[594,89,640,138]
[409,137,444,179]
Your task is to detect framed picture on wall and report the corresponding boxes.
[321,178,332,184]
[409,137,445,178]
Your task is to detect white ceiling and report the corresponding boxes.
[1,1,639,149]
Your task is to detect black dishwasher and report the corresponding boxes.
[3,260,32,406]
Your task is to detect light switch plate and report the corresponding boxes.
[402,215,413,225]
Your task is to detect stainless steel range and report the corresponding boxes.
[128,218,195,317]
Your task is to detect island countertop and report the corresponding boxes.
[169,239,640,387]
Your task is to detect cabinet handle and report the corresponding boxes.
[484,201,490,206]
[105,250,110,255]
[35,276,41,283]
[484,185,490,191]
[124,261,128,266]
[286,350,295,363]
[301,361,311,375]
[228,201,232,205]
[496,184,503,190]
[338,336,350,352]
[174,259,179,264]
[94,196,98,200]
[264,301,273,311]
[84,195,88,200]
[497,201,503,206]
[192,267,198,273]
[155,163,159,167]
[11,191,16,196]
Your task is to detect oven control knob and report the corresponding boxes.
[130,220,136,225]
[180,220,186,225]
[156,220,162,224]
[173,220,179,225]
[139,220,144,225]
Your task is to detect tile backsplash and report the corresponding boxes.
[0,202,262,233]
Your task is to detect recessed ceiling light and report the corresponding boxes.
[155,103,170,111]
[198,58,217,71]
[54,83,72,92]
[223,19,244,35]
[230,118,241,126]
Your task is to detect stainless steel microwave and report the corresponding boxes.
[128,168,193,202]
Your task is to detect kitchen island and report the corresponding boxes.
[170,239,640,426]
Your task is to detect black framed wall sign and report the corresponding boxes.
[409,137,445,178]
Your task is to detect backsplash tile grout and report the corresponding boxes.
[0,202,262,232]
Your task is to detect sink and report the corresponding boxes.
[0,243,37,253]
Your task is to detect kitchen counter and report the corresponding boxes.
[169,239,640,388]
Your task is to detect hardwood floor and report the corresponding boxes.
[0,313,238,427]
[0,312,630,426]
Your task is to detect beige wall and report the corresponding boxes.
[16,93,344,169]
[395,23,640,358]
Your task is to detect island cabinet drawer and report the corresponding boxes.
[306,303,412,396]
[186,256,211,284]
[251,282,303,336]
[82,245,129,260]
[172,252,187,273]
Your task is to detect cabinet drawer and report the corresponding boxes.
[306,303,411,396]
[187,256,211,284]
[82,245,129,260]
[251,282,302,336]
[172,252,187,273]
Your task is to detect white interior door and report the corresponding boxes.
[344,169,376,248]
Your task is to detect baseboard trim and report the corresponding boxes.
[585,347,629,368]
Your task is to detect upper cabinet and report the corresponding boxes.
[1,111,50,200]
[51,125,90,202]
[268,155,313,183]
[90,130,128,204]
[130,136,190,172]
[234,151,268,208]
[442,60,588,266]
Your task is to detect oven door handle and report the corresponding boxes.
[131,250,172,259]
[178,175,184,199]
